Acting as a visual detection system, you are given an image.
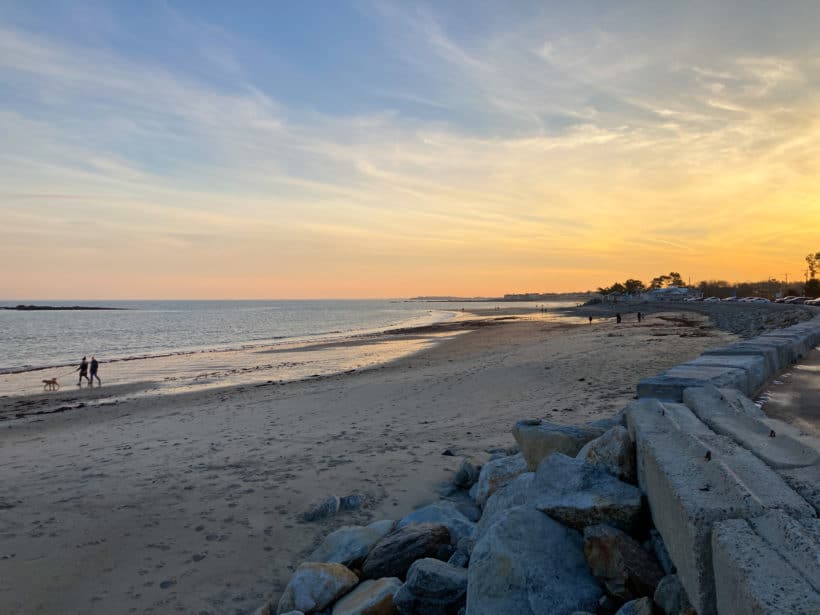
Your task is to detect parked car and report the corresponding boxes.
[777,296,797,303]
[805,298,820,305]
[753,297,770,303]
[786,297,809,304]
[703,296,721,303]
[721,297,738,302]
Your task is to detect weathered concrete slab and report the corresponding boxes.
[625,398,814,615]
[637,364,749,401]
[702,342,783,373]
[779,463,820,515]
[756,332,814,361]
[712,514,820,615]
[686,355,768,396]
[683,386,820,470]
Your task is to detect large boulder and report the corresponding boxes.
[397,502,475,544]
[513,419,604,471]
[576,426,636,483]
[583,524,664,601]
[473,453,528,506]
[362,523,451,579]
[309,520,395,566]
[473,472,534,543]
[614,597,655,615]
[393,558,468,614]
[277,562,358,614]
[530,454,644,531]
[466,506,602,615]
[332,577,402,615]
[653,574,693,615]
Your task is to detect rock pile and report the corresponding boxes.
[257,418,682,615]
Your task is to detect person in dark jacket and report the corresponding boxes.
[90,356,101,386]
[77,356,90,386]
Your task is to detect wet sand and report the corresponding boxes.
[0,311,736,614]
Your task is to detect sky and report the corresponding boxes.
[1,0,819,299]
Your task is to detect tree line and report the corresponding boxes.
[596,253,820,299]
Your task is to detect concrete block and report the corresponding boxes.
[779,463,820,515]
[683,386,820,470]
[637,364,749,401]
[756,332,814,361]
[702,342,784,374]
[625,399,814,615]
[712,515,820,615]
[687,354,769,396]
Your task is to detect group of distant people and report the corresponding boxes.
[77,356,101,386]
[588,311,643,324]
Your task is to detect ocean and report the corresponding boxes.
[0,300,575,397]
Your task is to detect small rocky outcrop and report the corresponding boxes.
[530,453,644,531]
[397,502,475,544]
[393,558,468,614]
[331,577,402,615]
[576,426,636,483]
[583,524,664,601]
[473,453,527,506]
[362,523,451,579]
[512,419,604,471]
[308,520,395,567]
[277,562,358,614]
[614,596,656,615]
[466,506,602,615]
[653,575,694,615]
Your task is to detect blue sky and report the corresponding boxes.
[1,1,819,298]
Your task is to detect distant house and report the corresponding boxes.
[645,286,692,301]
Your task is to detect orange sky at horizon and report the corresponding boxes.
[2,3,819,300]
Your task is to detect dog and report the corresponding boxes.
[42,378,60,391]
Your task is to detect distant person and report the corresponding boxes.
[90,356,101,386]
[616,312,622,324]
[637,311,643,323]
[77,356,90,386]
[588,315,593,324]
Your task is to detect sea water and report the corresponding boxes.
[0,300,575,398]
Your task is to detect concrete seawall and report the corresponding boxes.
[630,313,820,615]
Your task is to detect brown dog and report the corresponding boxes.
[42,378,60,391]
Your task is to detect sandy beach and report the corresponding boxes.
[0,308,745,615]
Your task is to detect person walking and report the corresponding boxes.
[588,315,593,324]
[77,356,90,386]
[90,356,101,386]
[616,312,622,324]
[637,311,643,323]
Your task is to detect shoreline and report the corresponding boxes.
[0,308,741,614]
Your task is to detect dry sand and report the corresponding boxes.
[0,310,736,615]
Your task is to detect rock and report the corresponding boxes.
[279,612,304,615]
[452,458,482,489]
[653,575,693,615]
[513,419,604,471]
[332,577,402,615]
[447,546,469,568]
[530,454,644,531]
[614,597,655,615]
[277,563,358,614]
[583,524,664,601]
[453,500,482,523]
[466,506,602,615]
[362,523,451,579]
[648,530,674,576]
[339,494,368,511]
[303,496,341,522]
[473,472,534,543]
[467,483,479,503]
[473,453,528,506]
[576,426,636,483]
[308,520,395,566]
[397,502,475,544]
[251,602,274,615]
[393,558,468,614]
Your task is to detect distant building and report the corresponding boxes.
[645,286,693,301]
